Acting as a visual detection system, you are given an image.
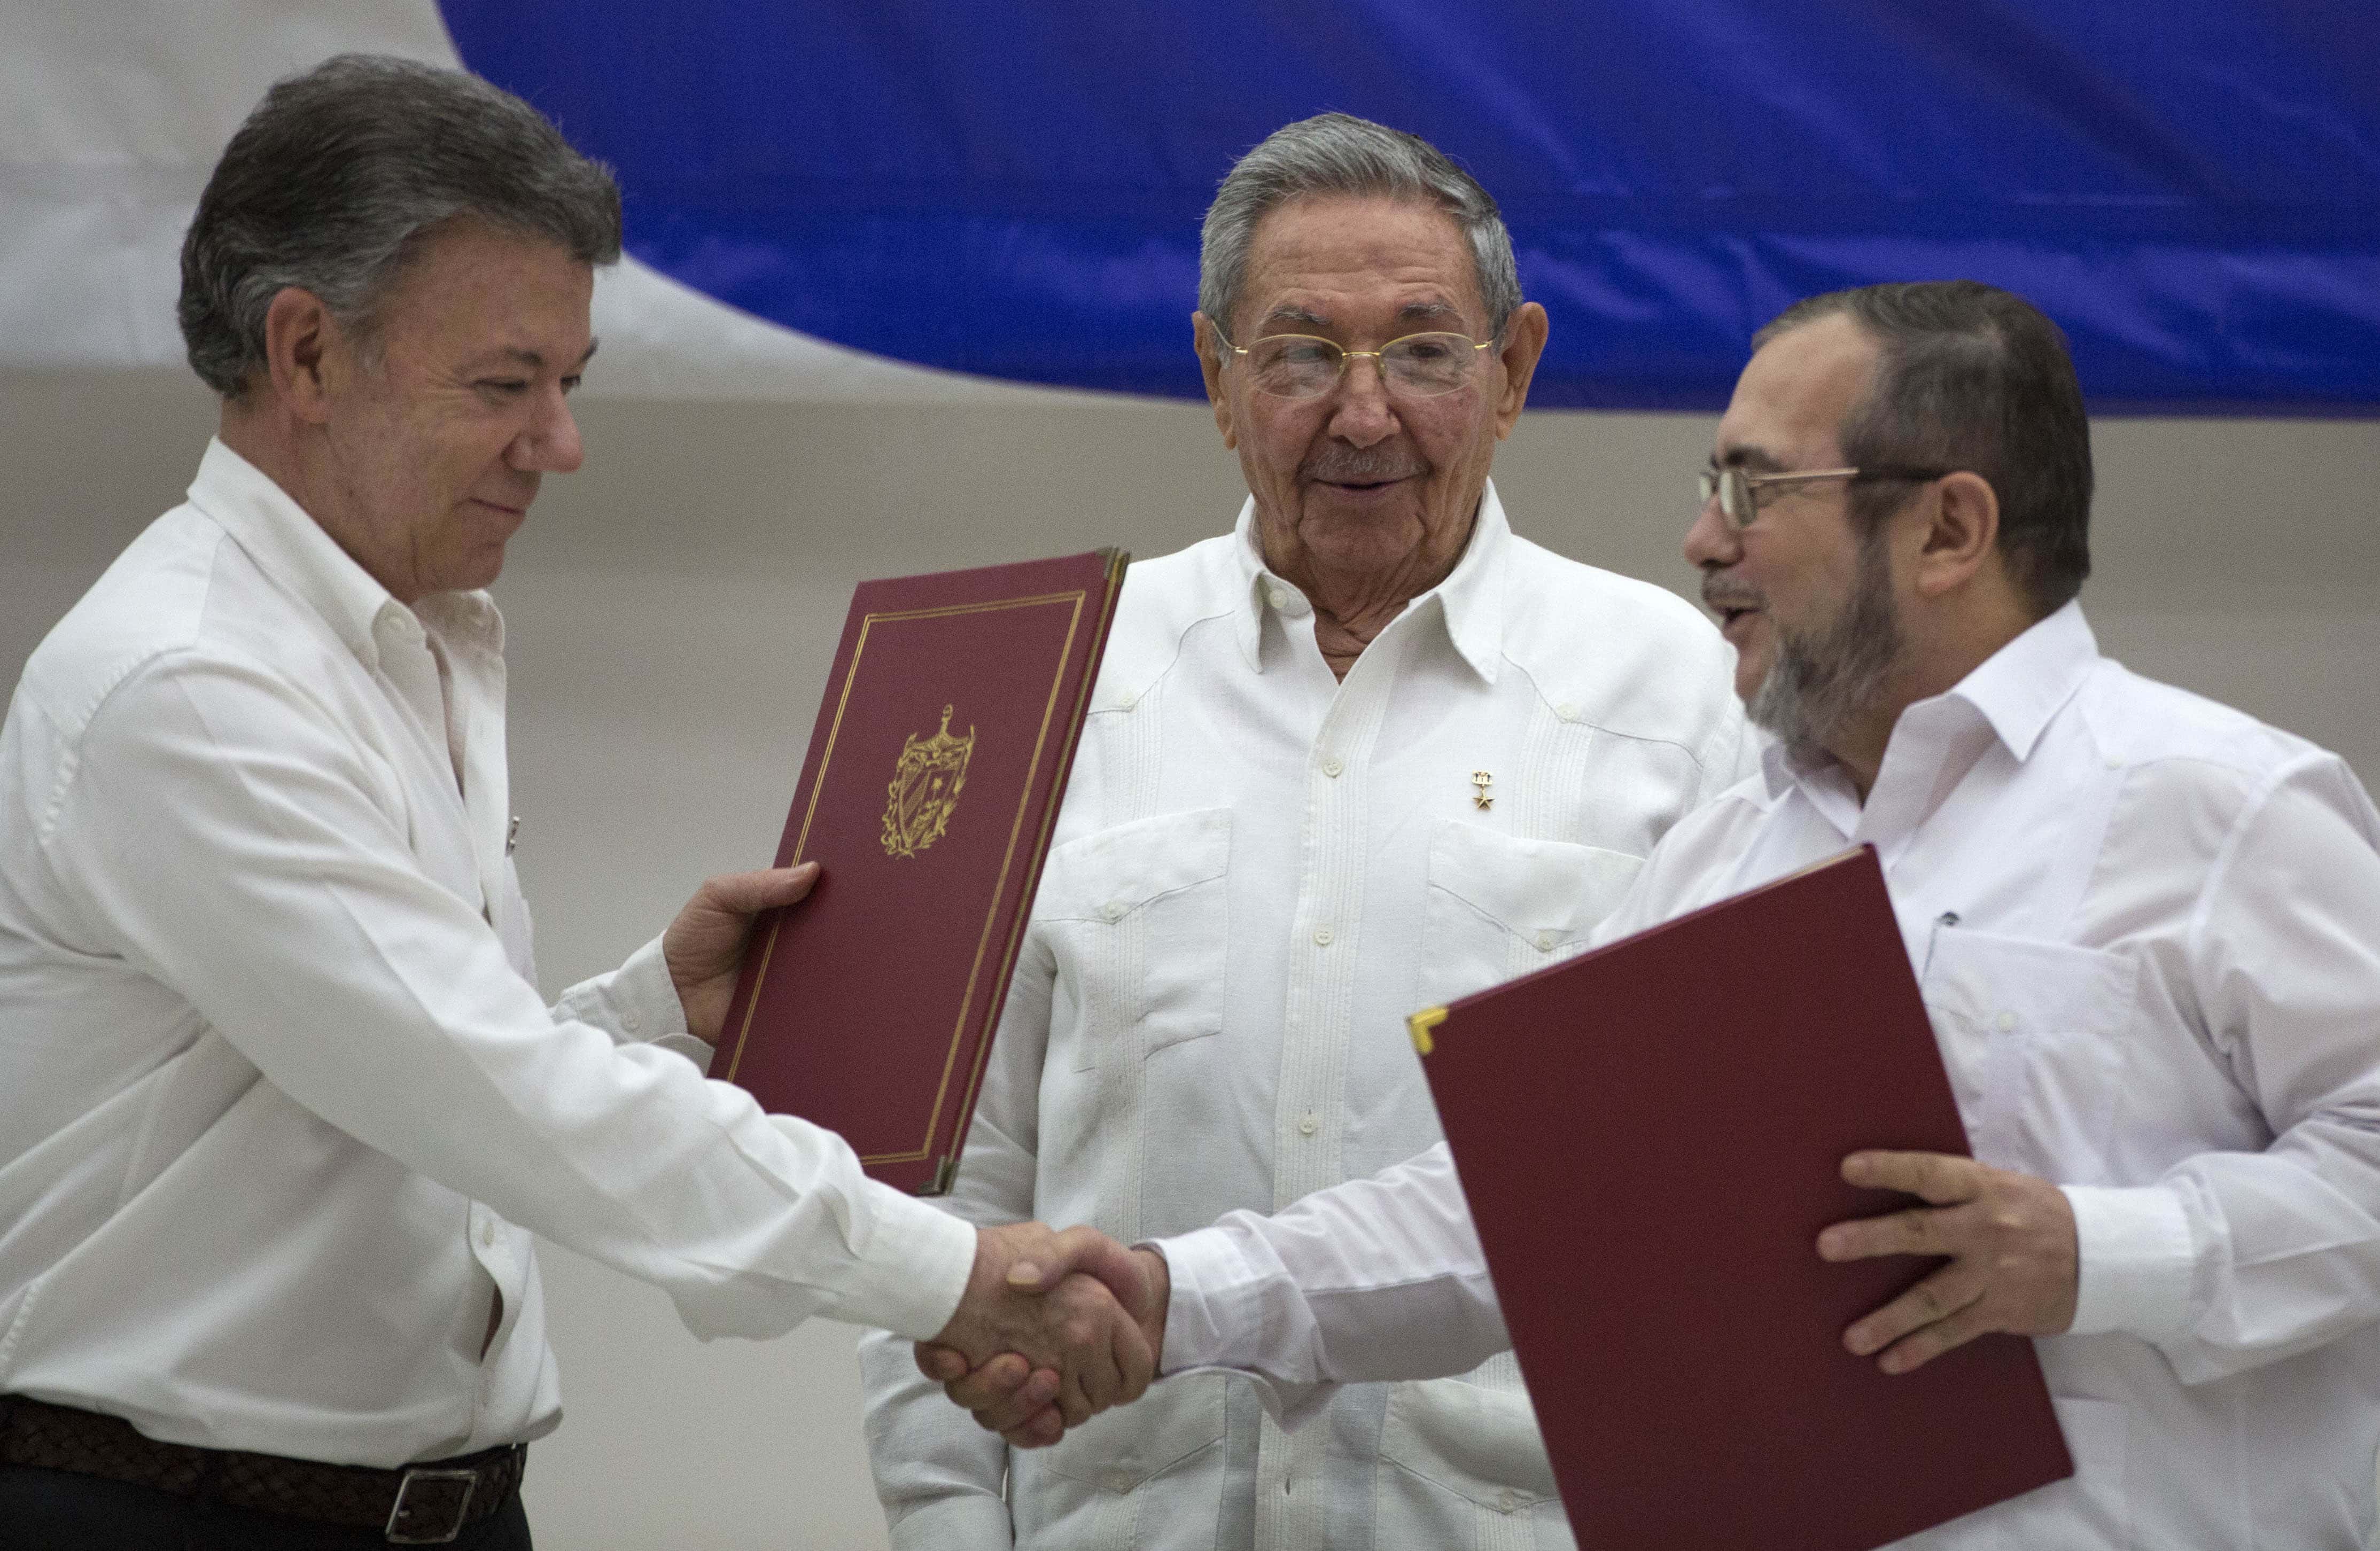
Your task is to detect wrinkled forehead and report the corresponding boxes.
[1239,194,1484,337]
[1714,314,1880,469]
[372,221,596,362]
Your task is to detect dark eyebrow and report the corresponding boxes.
[1715,444,1786,473]
[1396,299,1465,325]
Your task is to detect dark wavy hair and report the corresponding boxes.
[179,54,621,398]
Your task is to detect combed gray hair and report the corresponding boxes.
[178,54,622,399]
[1199,113,1521,340]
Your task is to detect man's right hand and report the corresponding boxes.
[928,1223,1160,1430]
[918,1241,1170,1448]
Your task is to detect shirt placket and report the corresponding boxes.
[1254,621,1406,1551]
[382,608,530,1392]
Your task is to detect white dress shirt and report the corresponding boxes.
[1157,602,2380,1548]
[861,484,1748,1551]
[0,440,976,1468]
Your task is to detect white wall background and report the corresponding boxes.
[3,365,2375,1547]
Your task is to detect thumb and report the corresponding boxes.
[702,862,821,918]
[1048,1226,1150,1311]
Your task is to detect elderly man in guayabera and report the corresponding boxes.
[860,113,1748,1551]
[0,55,1148,1550]
[951,282,2380,1551]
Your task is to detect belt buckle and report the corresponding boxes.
[385,1465,479,1544]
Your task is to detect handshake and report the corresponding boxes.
[921,1222,1173,1448]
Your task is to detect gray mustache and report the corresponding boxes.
[1303,448,1425,484]
[1701,580,1762,612]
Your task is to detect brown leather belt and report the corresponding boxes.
[0,1394,525,1544]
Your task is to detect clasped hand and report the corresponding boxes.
[1819,1149,2079,1373]
[926,1224,1166,1439]
[920,1230,1168,1448]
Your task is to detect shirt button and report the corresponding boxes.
[621,1010,641,1033]
[1298,1110,1318,1136]
[1101,901,1126,922]
[1498,1488,1522,1513]
[1312,926,1334,946]
[1266,587,1292,610]
[1118,690,1139,710]
[1535,929,1558,953]
[1555,703,1579,722]
[479,1218,496,1249]
[1997,1010,2017,1032]
[1106,1470,1134,1495]
[1322,757,1344,778]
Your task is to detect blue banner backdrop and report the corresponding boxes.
[441,2,2380,411]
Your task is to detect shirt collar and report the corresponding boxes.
[1943,598,2098,762]
[1758,598,2099,800]
[184,437,502,667]
[1228,477,1511,683]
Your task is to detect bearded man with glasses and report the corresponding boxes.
[860,113,1748,1551]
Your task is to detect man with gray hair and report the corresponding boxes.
[860,112,1746,1551]
[0,54,1150,1548]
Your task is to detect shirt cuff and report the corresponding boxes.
[885,1490,1014,1550]
[1147,1226,1254,1373]
[551,934,691,1049]
[1144,1228,1336,1432]
[823,1176,978,1343]
[2062,1183,2196,1339]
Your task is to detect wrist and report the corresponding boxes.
[1133,1245,1171,1371]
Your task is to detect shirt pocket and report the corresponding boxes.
[1033,807,1232,1073]
[1013,1373,1228,1539]
[1417,822,1643,1011]
[1375,1369,1567,1546]
[1921,930,2139,1182]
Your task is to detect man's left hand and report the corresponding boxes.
[663,862,820,1045]
[1817,1150,2078,1374]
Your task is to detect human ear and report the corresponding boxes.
[1490,302,1549,438]
[1911,471,2001,599]
[262,287,344,425]
[1192,312,1238,450]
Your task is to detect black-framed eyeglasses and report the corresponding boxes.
[1211,323,1498,400]
[1699,463,1951,529]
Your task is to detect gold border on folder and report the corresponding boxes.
[721,587,1092,1168]
[1408,1006,1449,1056]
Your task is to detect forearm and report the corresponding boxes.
[1155,1142,1508,1389]
[550,933,711,1064]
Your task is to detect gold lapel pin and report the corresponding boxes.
[1471,771,1494,810]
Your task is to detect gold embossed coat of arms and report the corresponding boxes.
[882,705,976,859]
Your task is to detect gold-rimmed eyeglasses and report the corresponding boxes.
[1699,463,1950,529]
[1212,323,1498,400]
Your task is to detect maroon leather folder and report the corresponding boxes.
[716,550,1127,1194]
[1412,845,2071,1549]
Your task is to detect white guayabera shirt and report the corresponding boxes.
[0,440,976,1467]
[1157,603,2380,1550]
[861,484,1750,1551]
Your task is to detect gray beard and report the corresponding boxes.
[1745,531,1903,758]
